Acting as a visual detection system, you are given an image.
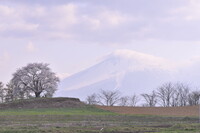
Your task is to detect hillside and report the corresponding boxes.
[0,97,85,109]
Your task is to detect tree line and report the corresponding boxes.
[0,63,60,103]
[85,82,200,107]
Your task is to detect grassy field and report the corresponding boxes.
[0,106,200,133]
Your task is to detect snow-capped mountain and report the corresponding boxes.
[56,49,177,100]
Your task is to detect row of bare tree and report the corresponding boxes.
[85,82,200,107]
[142,82,200,107]
[86,89,139,106]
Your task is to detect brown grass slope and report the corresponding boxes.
[0,97,85,109]
[97,105,200,117]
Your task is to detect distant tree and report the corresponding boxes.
[172,83,189,106]
[119,96,129,106]
[86,93,99,105]
[0,82,5,103]
[129,94,139,107]
[98,90,121,106]
[11,63,60,98]
[3,82,14,102]
[156,82,175,107]
[188,91,200,106]
[171,89,180,107]
[141,91,157,107]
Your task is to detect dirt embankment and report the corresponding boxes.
[0,97,85,109]
[97,105,199,117]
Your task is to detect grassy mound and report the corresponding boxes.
[0,97,85,109]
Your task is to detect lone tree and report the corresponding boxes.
[141,91,157,107]
[98,89,121,106]
[156,82,175,107]
[119,96,129,106]
[129,94,139,107]
[11,63,60,98]
[86,93,100,105]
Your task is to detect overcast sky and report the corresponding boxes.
[1,0,200,83]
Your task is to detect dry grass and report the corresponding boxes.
[97,105,199,117]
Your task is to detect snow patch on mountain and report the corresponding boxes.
[107,49,174,71]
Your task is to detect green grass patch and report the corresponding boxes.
[0,106,116,116]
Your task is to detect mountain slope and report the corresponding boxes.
[56,50,175,100]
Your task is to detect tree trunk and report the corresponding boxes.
[35,92,41,98]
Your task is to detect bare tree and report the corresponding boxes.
[156,82,175,107]
[86,93,99,105]
[156,82,190,107]
[11,63,60,98]
[156,85,166,107]
[129,94,139,107]
[141,91,157,107]
[119,96,129,106]
[173,83,189,106]
[188,91,200,106]
[171,88,180,107]
[98,90,120,106]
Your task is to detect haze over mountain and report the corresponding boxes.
[56,49,183,100]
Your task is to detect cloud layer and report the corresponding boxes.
[1,0,200,85]
[1,0,200,44]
